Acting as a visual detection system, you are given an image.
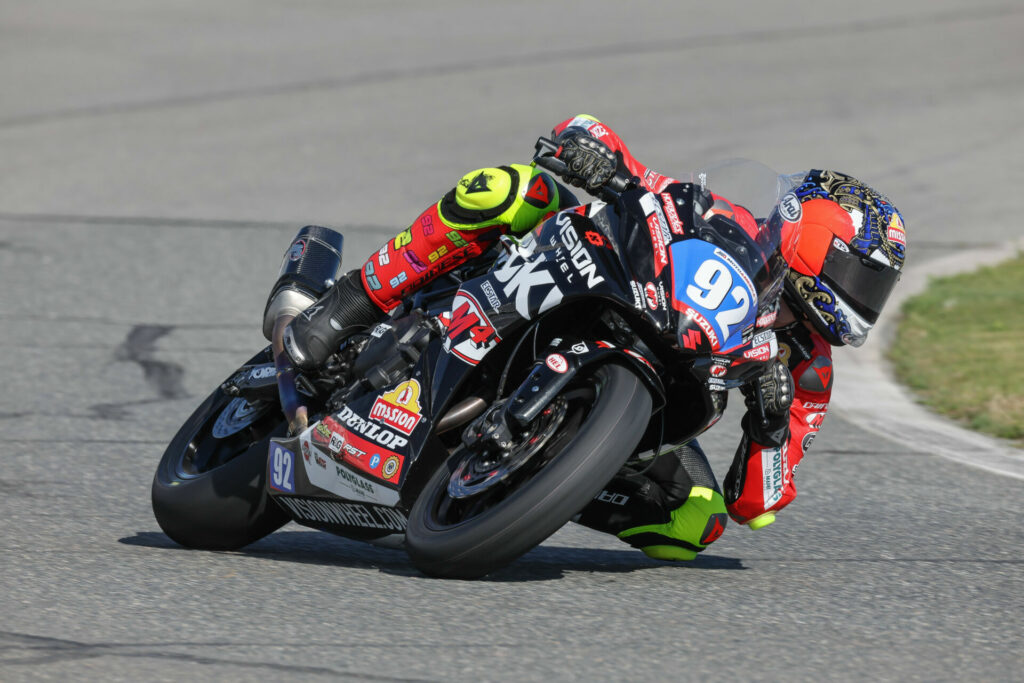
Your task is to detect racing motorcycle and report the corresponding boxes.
[151,139,801,579]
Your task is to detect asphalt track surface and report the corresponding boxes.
[2,1,1022,680]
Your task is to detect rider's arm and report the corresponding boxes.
[723,324,834,527]
[360,163,570,311]
[551,114,677,193]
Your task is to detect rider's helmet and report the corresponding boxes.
[782,170,906,346]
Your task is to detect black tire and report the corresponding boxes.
[405,364,652,579]
[151,350,290,550]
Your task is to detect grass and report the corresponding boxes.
[888,252,1024,448]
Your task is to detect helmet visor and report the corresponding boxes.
[821,247,901,324]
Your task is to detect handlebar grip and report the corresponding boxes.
[533,136,636,199]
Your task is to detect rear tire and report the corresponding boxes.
[151,350,290,550]
[405,364,652,579]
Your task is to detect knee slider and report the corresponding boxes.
[618,486,729,560]
[439,165,560,233]
[440,166,520,226]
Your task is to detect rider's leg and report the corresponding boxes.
[284,165,563,370]
[575,442,729,560]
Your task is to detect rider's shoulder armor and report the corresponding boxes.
[438,164,560,234]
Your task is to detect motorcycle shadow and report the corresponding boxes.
[120,530,745,582]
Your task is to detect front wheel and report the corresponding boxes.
[405,364,652,579]
[151,349,290,550]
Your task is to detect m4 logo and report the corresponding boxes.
[443,291,501,365]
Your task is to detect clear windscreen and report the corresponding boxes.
[684,158,801,266]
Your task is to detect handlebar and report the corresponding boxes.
[532,137,636,200]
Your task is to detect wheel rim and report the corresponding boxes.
[177,396,282,479]
[426,381,600,530]
[447,397,569,499]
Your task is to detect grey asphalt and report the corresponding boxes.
[2,1,1022,680]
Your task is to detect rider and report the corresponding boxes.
[278,115,907,561]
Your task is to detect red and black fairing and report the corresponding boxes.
[265,182,788,541]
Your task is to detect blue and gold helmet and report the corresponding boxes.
[782,170,906,346]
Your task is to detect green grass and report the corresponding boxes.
[889,253,1024,448]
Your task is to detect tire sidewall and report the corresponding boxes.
[405,363,652,578]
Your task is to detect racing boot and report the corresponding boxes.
[575,443,729,561]
[282,269,385,371]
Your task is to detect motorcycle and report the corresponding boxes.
[151,139,801,579]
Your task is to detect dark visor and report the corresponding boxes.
[821,247,901,323]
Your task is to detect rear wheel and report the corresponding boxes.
[151,349,290,550]
[405,364,652,579]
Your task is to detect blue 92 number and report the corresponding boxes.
[270,444,295,492]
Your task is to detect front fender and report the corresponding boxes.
[506,339,665,427]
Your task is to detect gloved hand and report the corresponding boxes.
[740,359,794,446]
[556,133,618,190]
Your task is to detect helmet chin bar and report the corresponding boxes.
[836,292,873,347]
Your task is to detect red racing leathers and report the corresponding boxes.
[551,115,835,527]
[354,114,835,527]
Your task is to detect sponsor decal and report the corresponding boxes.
[643,168,669,192]
[329,432,344,454]
[382,456,401,480]
[443,291,501,365]
[682,305,720,350]
[645,282,658,310]
[660,192,685,235]
[707,377,727,390]
[761,446,787,509]
[743,330,778,361]
[584,230,609,248]
[370,323,392,339]
[805,412,826,430]
[588,123,609,139]
[710,364,728,378]
[377,243,390,266]
[779,192,802,222]
[480,280,502,310]
[556,214,606,288]
[493,248,563,318]
[335,464,378,497]
[756,303,779,328]
[287,238,307,262]
[545,353,569,374]
[713,247,756,300]
[312,422,332,445]
[570,342,589,355]
[833,237,850,253]
[803,401,828,410]
[887,213,906,248]
[629,280,645,310]
[330,422,406,484]
[369,380,424,436]
[801,432,817,453]
[681,328,703,351]
[249,365,275,380]
[301,440,310,462]
[269,443,295,493]
[647,214,669,276]
[314,452,328,469]
[336,406,409,450]
[594,490,629,505]
[276,497,407,532]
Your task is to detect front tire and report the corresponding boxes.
[151,350,290,550]
[405,364,652,579]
